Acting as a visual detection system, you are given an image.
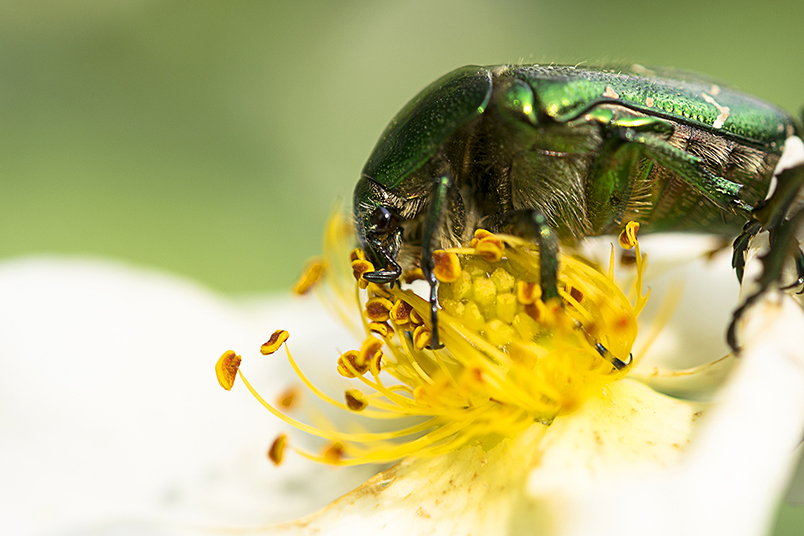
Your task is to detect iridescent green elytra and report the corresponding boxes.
[353,64,804,350]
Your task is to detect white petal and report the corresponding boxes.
[0,257,377,535]
[265,425,550,536]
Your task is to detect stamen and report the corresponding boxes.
[215,350,241,391]
[268,434,287,465]
[292,259,325,295]
[261,330,290,355]
[412,325,433,350]
[475,238,504,262]
[390,299,413,325]
[619,221,640,249]
[358,337,384,369]
[409,309,425,327]
[403,268,425,283]
[351,259,374,289]
[433,251,462,282]
[345,389,369,411]
[323,442,345,464]
[337,350,368,378]
[365,298,393,322]
[516,281,540,304]
[369,321,392,338]
[277,386,299,410]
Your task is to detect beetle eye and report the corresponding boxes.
[369,206,399,234]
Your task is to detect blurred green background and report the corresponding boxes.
[2,0,803,531]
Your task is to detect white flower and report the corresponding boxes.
[3,228,803,536]
[221,218,804,536]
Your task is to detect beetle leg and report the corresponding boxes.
[571,318,633,371]
[588,112,752,216]
[732,161,804,285]
[780,251,804,291]
[752,163,804,292]
[732,220,763,283]
[727,204,804,350]
[477,209,560,301]
[362,231,403,285]
[613,126,753,217]
[363,260,402,286]
[594,343,633,371]
[752,161,804,230]
[420,173,454,350]
[479,209,632,370]
[727,163,804,351]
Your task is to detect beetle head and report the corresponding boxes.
[353,176,403,283]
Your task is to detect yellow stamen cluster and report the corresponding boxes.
[219,216,648,467]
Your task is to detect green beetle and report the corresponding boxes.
[354,64,804,351]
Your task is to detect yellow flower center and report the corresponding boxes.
[218,218,648,466]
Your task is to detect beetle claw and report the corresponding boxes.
[426,279,444,350]
[363,269,401,284]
